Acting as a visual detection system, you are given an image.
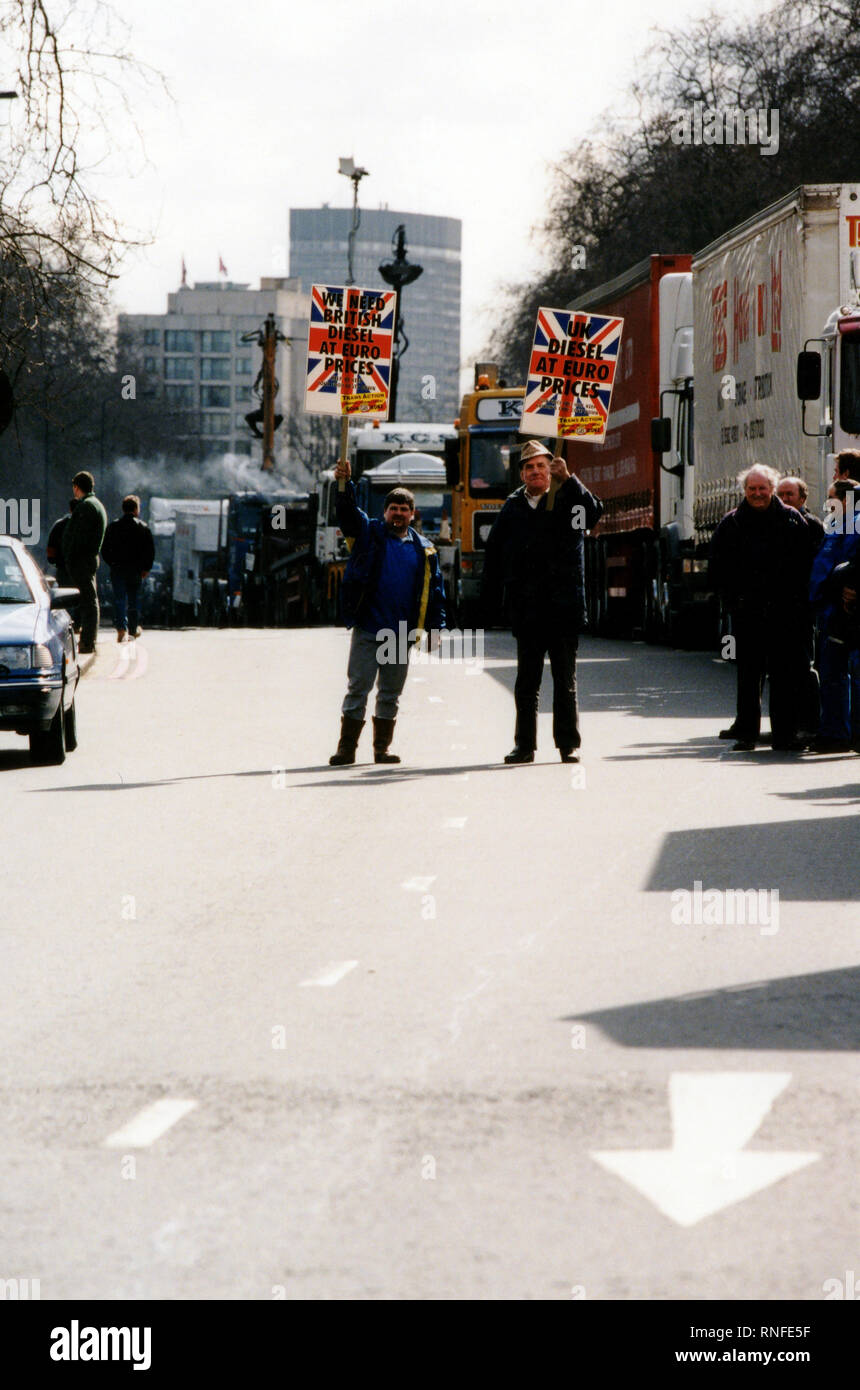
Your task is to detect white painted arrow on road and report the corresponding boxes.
[592,1073,819,1227]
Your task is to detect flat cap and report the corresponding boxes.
[520,439,553,461]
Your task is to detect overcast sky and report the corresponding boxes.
[80,0,760,371]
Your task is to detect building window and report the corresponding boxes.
[200,330,231,353]
[235,356,253,375]
[165,357,194,380]
[165,384,194,407]
[201,385,231,408]
[235,411,252,430]
[144,357,160,374]
[200,412,231,435]
[231,440,251,455]
[143,328,161,346]
[204,439,231,457]
[164,329,195,352]
[234,384,252,403]
[200,357,231,380]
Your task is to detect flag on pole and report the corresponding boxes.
[180,255,187,287]
[218,256,227,276]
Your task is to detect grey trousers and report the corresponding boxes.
[342,627,411,720]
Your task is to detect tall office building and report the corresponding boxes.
[118,278,310,465]
[289,208,461,420]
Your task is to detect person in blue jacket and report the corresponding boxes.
[328,458,446,766]
[808,479,860,753]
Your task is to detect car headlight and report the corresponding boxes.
[0,645,32,670]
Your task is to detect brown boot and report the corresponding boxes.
[372,716,400,764]
[329,715,364,766]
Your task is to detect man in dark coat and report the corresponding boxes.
[710,465,811,751]
[45,498,78,592]
[61,471,107,653]
[101,495,155,641]
[327,459,446,766]
[481,438,603,763]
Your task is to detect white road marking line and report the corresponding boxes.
[428,696,443,703]
[442,817,468,829]
[299,960,359,988]
[103,1098,198,1149]
[402,875,437,892]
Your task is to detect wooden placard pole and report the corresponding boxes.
[545,435,565,511]
[338,414,350,492]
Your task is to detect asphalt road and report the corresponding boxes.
[0,627,857,1300]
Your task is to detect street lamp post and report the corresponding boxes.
[338,157,369,286]
[378,224,423,423]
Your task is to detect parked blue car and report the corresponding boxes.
[0,535,80,764]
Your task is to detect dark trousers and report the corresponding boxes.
[734,611,807,742]
[513,629,580,751]
[111,567,143,633]
[68,566,99,651]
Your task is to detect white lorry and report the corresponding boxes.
[652,182,860,636]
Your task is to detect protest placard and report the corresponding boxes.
[521,307,624,445]
[304,283,397,419]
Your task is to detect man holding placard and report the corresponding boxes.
[327,457,446,766]
[481,439,603,763]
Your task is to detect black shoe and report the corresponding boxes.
[772,736,808,752]
[559,748,580,763]
[504,747,534,764]
[732,739,757,751]
[719,724,740,740]
[808,738,853,754]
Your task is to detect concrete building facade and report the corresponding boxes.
[118,278,310,464]
[289,208,461,421]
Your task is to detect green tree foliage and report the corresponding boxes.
[489,0,860,379]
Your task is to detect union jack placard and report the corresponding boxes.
[304,283,397,418]
[522,306,624,444]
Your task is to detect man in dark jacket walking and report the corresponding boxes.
[61,471,107,653]
[710,465,811,751]
[481,439,603,763]
[328,459,446,766]
[101,495,155,641]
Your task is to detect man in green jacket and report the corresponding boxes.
[62,470,108,653]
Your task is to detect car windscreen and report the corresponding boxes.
[0,549,34,603]
[468,431,523,499]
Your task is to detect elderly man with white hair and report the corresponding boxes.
[709,464,812,751]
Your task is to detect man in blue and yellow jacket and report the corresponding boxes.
[328,458,446,766]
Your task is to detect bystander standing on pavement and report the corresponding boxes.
[710,464,810,752]
[481,439,603,764]
[327,459,446,766]
[808,479,860,753]
[61,471,107,654]
[776,474,825,740]
[101,495,155,642]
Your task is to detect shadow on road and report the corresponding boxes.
[482,635,737,721]
[24,761,565,793]
[645,816,860,902]
[563,965,860,1051]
